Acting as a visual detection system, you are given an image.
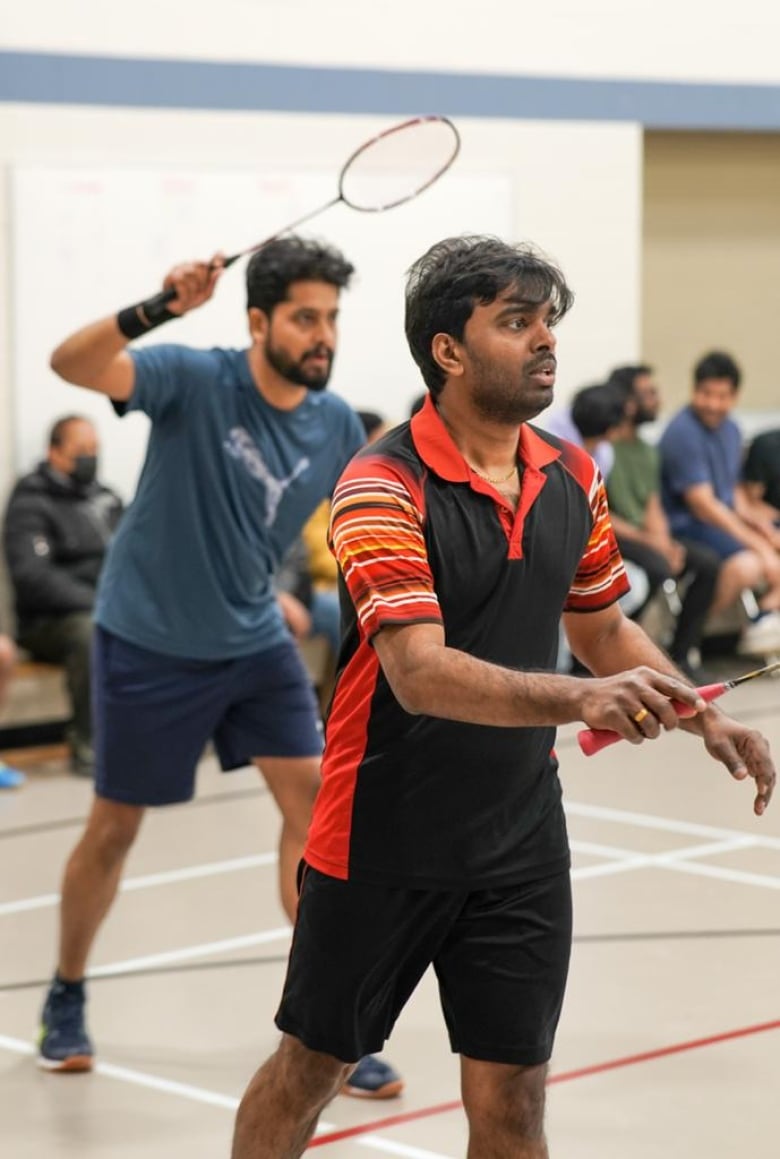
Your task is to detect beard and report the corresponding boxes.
[265,340,334,391]
[634,405,657,425]
[470,353,556,425]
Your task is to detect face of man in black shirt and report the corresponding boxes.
[436,288,559,425]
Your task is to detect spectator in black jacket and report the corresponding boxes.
[3,416,123,775]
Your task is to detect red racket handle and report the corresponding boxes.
[577,682,726,757]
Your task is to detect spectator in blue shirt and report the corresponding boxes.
[659,351,780,656]
[37,237,401,1100]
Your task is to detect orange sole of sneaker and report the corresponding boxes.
[38,1054,94,1073]
[340,1078,404,1100]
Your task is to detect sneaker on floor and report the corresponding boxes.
[0,761,25,789]
[342,1054,404,1100]
[737,611,780,657]
[38,977,94,1072]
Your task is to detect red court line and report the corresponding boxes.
[307,1017,780,1149]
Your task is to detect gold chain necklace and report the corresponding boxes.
[468,461,518,485]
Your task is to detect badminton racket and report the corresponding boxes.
[142,115,461,312]
[578,659,780,757]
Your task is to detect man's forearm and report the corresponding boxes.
[383,640,586,727]
[689,495,759,550]
[50,316,128,387]
[572,613,683,679]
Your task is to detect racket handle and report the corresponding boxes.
[576,682,727,757]
[142,254,241,310]
[142,287,178,310]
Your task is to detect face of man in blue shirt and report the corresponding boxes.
[691,377,739,430]
[248,280,340,396]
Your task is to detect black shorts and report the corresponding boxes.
[275,865,572,1066]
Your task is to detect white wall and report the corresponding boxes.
[4,0,780,84]
[0,104,642,500]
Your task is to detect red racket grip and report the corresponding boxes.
[576,682,726,757]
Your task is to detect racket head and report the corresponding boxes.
[337,115,461,213]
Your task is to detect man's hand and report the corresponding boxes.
[696,713,776,816]
[577,666,706,744]
[277,592,312,642]
[162,253,224,315]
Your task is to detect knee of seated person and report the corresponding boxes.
[724,552,762,588]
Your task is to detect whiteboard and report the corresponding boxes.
[11,166,511,500]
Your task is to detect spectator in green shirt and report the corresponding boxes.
[606,365,720,678]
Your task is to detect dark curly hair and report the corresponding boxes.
[694,350,741,391]
[405,235,574,395]
[246,235,355,314]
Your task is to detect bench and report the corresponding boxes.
[0,637,334,753]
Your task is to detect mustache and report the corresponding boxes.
[525,354,557,374]
[303,345,333,361]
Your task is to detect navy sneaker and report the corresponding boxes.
[342,1054,404,1099]
[38,977,94,1072]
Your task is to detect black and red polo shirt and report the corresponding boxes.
[304,396,629,889]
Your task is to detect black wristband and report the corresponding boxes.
[116,300,178,340]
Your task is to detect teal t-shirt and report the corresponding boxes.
[95,345,364,659]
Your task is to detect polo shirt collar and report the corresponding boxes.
[410,393,561,482]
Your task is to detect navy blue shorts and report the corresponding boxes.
[678,522,744,560]
[92,626,323,806]
[276,866,572,1065]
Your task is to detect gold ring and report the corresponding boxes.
[633,707,649,725]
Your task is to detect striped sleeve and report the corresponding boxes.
[329,455,443,640]
[564,468,630,612]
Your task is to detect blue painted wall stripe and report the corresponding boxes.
[2,50,780,129]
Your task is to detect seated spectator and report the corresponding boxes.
[0,631,25,788]
[548,382,647,671]
[285,409,390,660]
[357,410,390,444]
[568,383,652,621]
[3,416,123,776]
[659,352,780,656]
[299,498,340,657]
[740,428,780,545]
[606,364,720,677]
[539,383,618,480]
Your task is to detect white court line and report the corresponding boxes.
[570,834,780,890]
[90,927,291,976]
[0,1034,454,1159]
[0,851,278,918]
[656,858,780,891]
[566,800,780,851]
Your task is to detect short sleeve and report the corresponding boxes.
[660,418,711,496]
[564,470,630,613]
[117,344,196,422]
[329,454,442,640]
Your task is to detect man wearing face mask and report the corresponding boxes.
[3,416,123,776]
